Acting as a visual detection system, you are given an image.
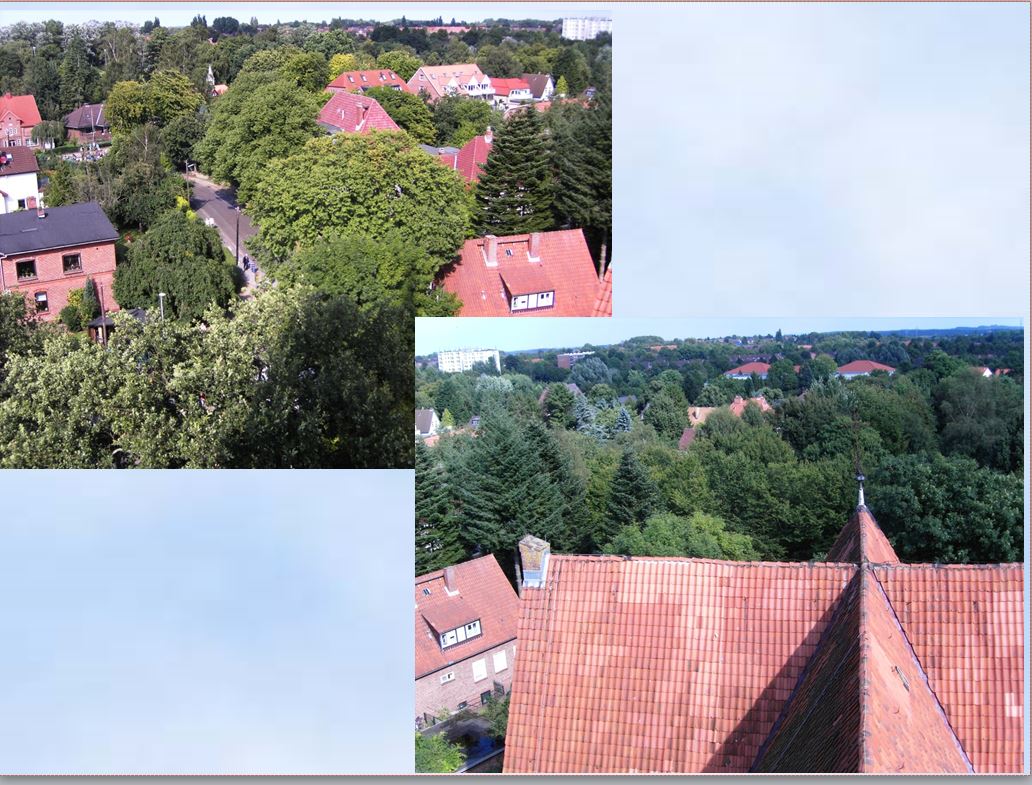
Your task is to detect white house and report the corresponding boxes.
[408,65,494,102]
[0,147,40,214]
[415,408,442,438]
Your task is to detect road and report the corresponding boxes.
[186,172,261,293]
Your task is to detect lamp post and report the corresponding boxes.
[234,205,240,265]
[158,292,166,322]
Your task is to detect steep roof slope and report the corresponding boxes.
[826,506,900,565]
[0,202,117,255]
[0,93,42,125]
[317,91,400,134]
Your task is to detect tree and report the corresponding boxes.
[100,123,182,230]
[81,278,100,321]
[767,359,799,394]
[415,733,464,773]
[328,53,360,77]
[105,80,150,133]
[415,440,464,573]
[475,44,521,78]
[603,449,659,542]
[568,356,610,389]
[248,133,471,265]
[59,31,99,111]
[475,107,555,235]
[615,406,632,433]
[643,388,688,441]
[482,695,510,740]
[0,292,38,383]
[541,382,576,429]
[554,48,590,94]
[554,74,569,96]
[933,371,1023,472]
[364,86,436,144]
[145,70,204,126]
[30,120,65,148]
[432,95,501,147]
[161,112,207,168]
[113,208,238,321]
[605,512,759,560]
[377,50,422,81]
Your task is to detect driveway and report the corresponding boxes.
[186,172,261,293]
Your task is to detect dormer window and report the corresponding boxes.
[360,75,367,82]
[439,618,482,649]
[511,291,554,312]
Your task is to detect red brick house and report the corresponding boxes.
[415,555,520,727]
[317,91,400,135]
[0,202,119,321]
[63,103,110,144]
[504,505,1024,773]
[326,69,410,94]
[437,228,613,317]
[0,93,42,147]
[430,130,493,184]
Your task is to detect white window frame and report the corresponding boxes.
[472,658,487,682]
[493,650,508,673]
[440,671,455,684]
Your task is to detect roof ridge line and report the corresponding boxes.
[867,567,975,772]
[749,567,860,771]
[858,563,872,770]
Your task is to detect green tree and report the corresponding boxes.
[415,440,464,573]
[59,31,99,111]
[248,133,470,265]
[568,356,609,389]
[113,208,238,321]
[541,382,576,429]
[604,449,659,541]
[81,278,100,320]
[475,107,555,235]
[643,388,688,441]
[161,112,207,168]
[364,86,436,144]
[432,95,501,147]
[767,359,799,394]
[0,292,39,383]
[105,80,150,133]
[482,695,510,740]
[476,44,521,78]
[604,511,759,560]
[933,371,1023,472]
[554,48,590,95]
[377,50,422,81]
[415,732,464,773]
[554,74,569,96]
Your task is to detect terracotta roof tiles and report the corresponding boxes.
[317,92,400,135]
[0,92,42,126]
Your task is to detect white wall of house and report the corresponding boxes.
[0,171,40,214]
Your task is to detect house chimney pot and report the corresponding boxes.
[36,204,45,219]
[484,235,498,267]
[443,566,457,593]
[518,535,550,590]
[528,232,541,261]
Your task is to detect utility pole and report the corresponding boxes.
[158,292,166,321]
[234,205,240,265]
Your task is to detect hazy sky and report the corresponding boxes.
[416,316,1023,354]
[618,3,1029,317]
[0,471,413,774]
[0,3,600,26]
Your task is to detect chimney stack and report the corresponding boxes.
[518,535,550,590]
[528,232,541,261]
[484,235,498,267]
[36,203,45,219]
[443,566,457,594]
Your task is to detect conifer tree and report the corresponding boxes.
[415,440,464,574]
[475,108,555,236]
[555,75,569,96]
[81,278,100,320]
[603,449,659,543]
[615,406,632,433]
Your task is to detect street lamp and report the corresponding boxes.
[234,205,240,265]
[158,292,166,321]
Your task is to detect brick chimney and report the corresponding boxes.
[443,566,457,594]
[528,232,541,261]
[518,535,550,590]
[484,235,498,267]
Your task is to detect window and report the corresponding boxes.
[440,629,458,648]
[439,672,455,684]
[422,587,431,596]
[17,198,26,210]
[360,75,367,81]
[34,291,48,313]
[493,650,508,673]
[465,620,481,638]
[347,76,355,83]
[472,659,487,682]
[481,691,493,706]
[62,253,82,274]
[505,249,514,256]
[457,701,468,710]
[15,259,36,280]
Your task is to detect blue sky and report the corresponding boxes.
[416,316,1023,355]
[2,3,597,26]
[0,471,413,774]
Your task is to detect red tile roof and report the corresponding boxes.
[725,361,770,376]
[677,426,697,450]
[438,132,493,184]
[504,508,1024,773]
[326,69,409,93]
[317,91,400,134]
[0,146,39,177]
[728,395,772,416]
[415,555,520,679]
[837,359,895,374]
[408,64,489,101]
[0,92,42,126]
[490,77,530,95]
[440,228,611,317]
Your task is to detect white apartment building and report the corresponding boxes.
[437,348,502,373]
[561,17,613,41]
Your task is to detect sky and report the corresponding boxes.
[1,3,601,26]
[0,471,413,774]
[618,3,1029,317]
[416,316,1024,355]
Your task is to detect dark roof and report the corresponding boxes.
[0,146,39,177]
[415,408,437,435]
[88,308,146,328]
[0,202,118,255]
[63,102,108,130]
[522,73,552,99]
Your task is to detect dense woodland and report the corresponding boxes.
[1,16,612,316]
[415,329,1025,576]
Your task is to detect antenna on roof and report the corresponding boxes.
[856,472,866,508]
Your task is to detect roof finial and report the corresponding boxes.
[856,473,866,508]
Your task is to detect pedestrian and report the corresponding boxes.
[242,254,250,269]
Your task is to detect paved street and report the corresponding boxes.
[186,171,261,293]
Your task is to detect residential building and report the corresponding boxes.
[428,129,493,184]
[0,147,40,214]
[836,359,896,378]
[437,348,501,373]
[63,103,110,144]
[211,84,229,97]
[0,93,41,147]
[724,361,770,380]
[317,92,400,135]
[408,64,493,102]
[0,202,119,321]
[489,77,532,110]
[415,408,441,438]
[556,351,594,369]
[560,17,613,40]
[537,381,583,405]
[522,73,555,102]
[728,394,772,416]
[973,366,993,378]
[326,69,410,93]
[415,555,520,726]
[438,229,613,317]
[504,503,1024,773]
